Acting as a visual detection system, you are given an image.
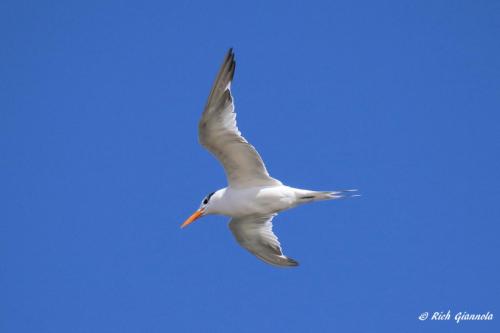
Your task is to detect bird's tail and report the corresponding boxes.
[298,189,360,201]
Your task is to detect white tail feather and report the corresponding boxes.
[298,189,360,201]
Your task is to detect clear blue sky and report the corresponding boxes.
[1,1,499,332]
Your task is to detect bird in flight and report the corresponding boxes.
[181,49,357,267]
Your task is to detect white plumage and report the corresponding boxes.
[181,49,357,267]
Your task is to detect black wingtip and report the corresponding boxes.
[225,48,236,81]
[225,48,234,60]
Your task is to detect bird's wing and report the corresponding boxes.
[199,49,281,188]
[229,214,298,267]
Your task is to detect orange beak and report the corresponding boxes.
[180,209,204,228]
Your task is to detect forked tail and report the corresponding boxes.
[299,189,360,201]
[327,189,359,199]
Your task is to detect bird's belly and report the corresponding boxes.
[216,186,295,217]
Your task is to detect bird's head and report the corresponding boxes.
[180,191,215,228]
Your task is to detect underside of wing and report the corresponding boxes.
[229,215,299,267]
[199,49,281,188]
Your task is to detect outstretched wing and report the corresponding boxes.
[199,49,281,189]
[229,214,299,267]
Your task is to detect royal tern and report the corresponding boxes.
[181,49,357,267]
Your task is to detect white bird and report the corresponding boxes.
[181,49,357,267]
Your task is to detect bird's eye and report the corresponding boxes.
[203,198,208,205]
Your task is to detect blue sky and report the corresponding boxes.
[1,1,499,332]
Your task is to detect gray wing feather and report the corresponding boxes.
[229,215,299,267]
[199,49,281,188]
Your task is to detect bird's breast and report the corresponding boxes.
[212,186,296,217]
